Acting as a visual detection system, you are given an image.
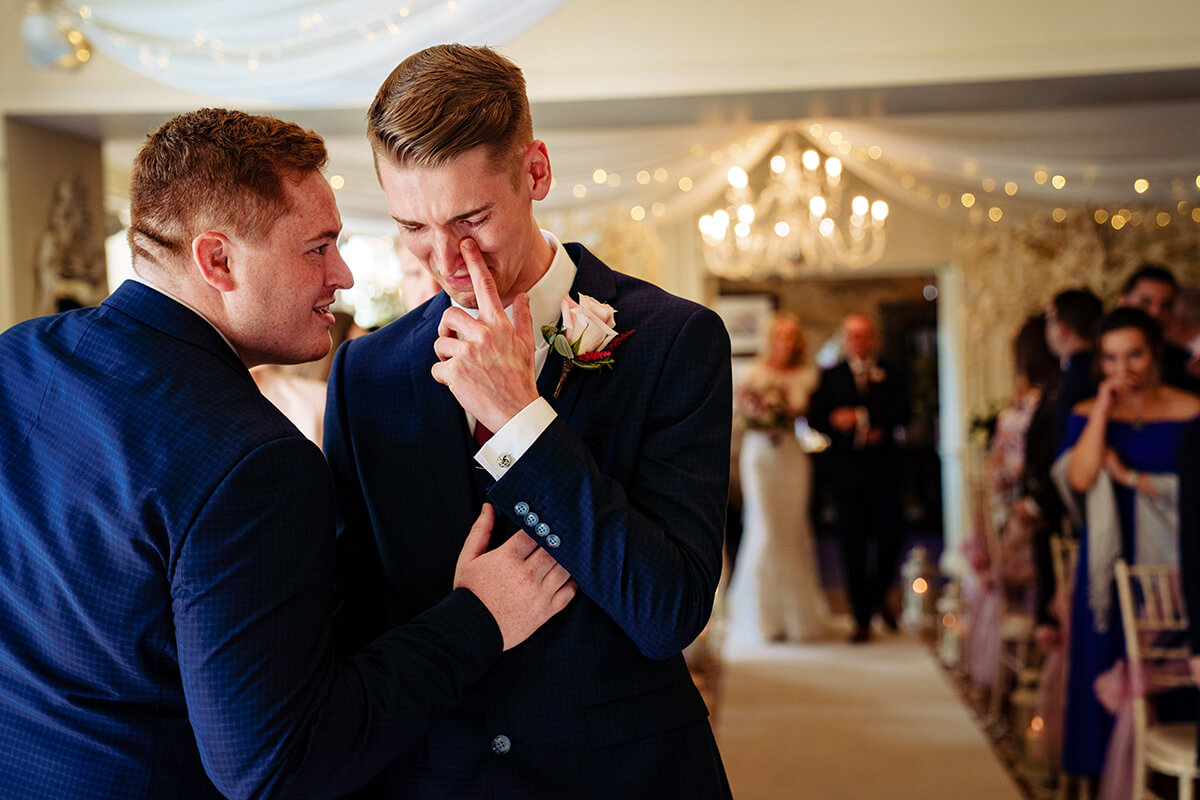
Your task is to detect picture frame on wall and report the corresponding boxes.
[714,293,776,357]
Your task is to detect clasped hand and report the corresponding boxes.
[431,239,540,433]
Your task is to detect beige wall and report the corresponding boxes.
[3,118,105,327]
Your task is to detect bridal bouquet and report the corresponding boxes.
[736,383,795,432]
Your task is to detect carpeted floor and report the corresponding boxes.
[713,621,1026,800]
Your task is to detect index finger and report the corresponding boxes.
[461,238,505,321]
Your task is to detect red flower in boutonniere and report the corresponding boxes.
[541,293,635,398]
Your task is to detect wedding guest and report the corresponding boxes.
[1046,288,1103,451]
[963,315,1055,687]
[0,108,574,800]
[725,312,828,650]
[397,238,441,311]
[1060,307,1200,785]
[325,44,733,798]
[1179,418,1200,767]
[1118,263,1200,394]
[1166,286,1200,382]
[808,313,909,643]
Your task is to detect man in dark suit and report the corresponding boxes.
[1046,288,1103,451]
[808,313,909,643]
[1118,263,1200,395]
[325,45,732,798]
[0,109,573,800]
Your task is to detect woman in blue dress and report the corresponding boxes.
[1061,307,1200,783]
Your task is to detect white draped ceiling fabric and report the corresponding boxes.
[802,102,1200,227]
[31,0,571,106]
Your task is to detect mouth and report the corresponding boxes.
[313,301,336,323]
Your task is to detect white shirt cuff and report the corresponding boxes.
[474,397,558,479]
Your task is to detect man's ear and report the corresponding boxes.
[192,232,236,292]
[525,140,552,201]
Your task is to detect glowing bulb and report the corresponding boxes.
[727,166,748,189]
[1004,182,1018,196]
[630,206,645,222]
[1034,169,1049,185]
[871,200,889,221]
[737,204,755,224]
[825,157,842,178]
[1052,174,1067,189]
[770,155,786,174]
[651,203,665,217]
[868,145,882,159]
[654,168,668,183]
[1157,212,1171,227]
[988,207,1003,222]
[913,577,928,594]
[636,170,651,185]
[774,221,790,237]
[802,150,820,171]
[572,184,587,199]
[819,218,835,237]
[698,215,713,235]
[1094,209,1109,224]
[678,177,693,192]
[852,195,869,216]
[734,221,751,238]
[592,169,607,185]
[1052,208,1067,223]
[961,193,976,209]
[713,209,730,227]
[1134,179,1149,194]
[329,175,345,190]
[809,196,827,217]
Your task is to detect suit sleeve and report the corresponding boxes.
[487,306,732,660]
[323,341,391,656]
[172,436,502,800]
[806,369,835,436]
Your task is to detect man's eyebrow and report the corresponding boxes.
[305,229,341,244]
[392,204,494,228]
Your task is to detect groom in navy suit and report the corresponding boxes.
[325,45,733,798]
[0,109,573,799]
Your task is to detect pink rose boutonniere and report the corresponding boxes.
[541,293,635,398]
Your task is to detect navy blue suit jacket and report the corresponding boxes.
[807,359,908,487]
[325,244,733,799]
[0,282,502,799]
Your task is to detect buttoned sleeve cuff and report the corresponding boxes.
[475,397,557,479]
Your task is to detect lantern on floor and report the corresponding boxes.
[936,580,964,669]
[900,545,939,634]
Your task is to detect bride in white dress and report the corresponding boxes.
[725,313,829,651]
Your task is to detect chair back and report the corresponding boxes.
[1050,535,1080,598]
[1112,560,1193,798]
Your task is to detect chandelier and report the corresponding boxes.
[698,128,889,279]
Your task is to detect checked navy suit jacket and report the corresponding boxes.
[0,282,503,800]
[325,243,734,799]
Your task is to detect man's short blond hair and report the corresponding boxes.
[128,108,327,273]
[366,44,532,179]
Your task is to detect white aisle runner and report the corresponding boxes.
[714,631,1025,800]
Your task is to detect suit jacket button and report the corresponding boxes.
[524,512,539,527]
[514,502,529,516]
[545,534,561,548]
[535,522,550,537]
[491,734,512,755]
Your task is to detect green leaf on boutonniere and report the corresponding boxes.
[552,333,574,360]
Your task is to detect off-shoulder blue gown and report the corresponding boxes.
[1061,414,1197,777]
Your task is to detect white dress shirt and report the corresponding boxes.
[452,230,577,479]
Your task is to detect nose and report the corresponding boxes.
[328,246,354,291]
[432,230,463,275]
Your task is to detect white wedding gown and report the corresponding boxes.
[724,365,829,652]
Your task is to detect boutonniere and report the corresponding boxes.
[541,293,635,398]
